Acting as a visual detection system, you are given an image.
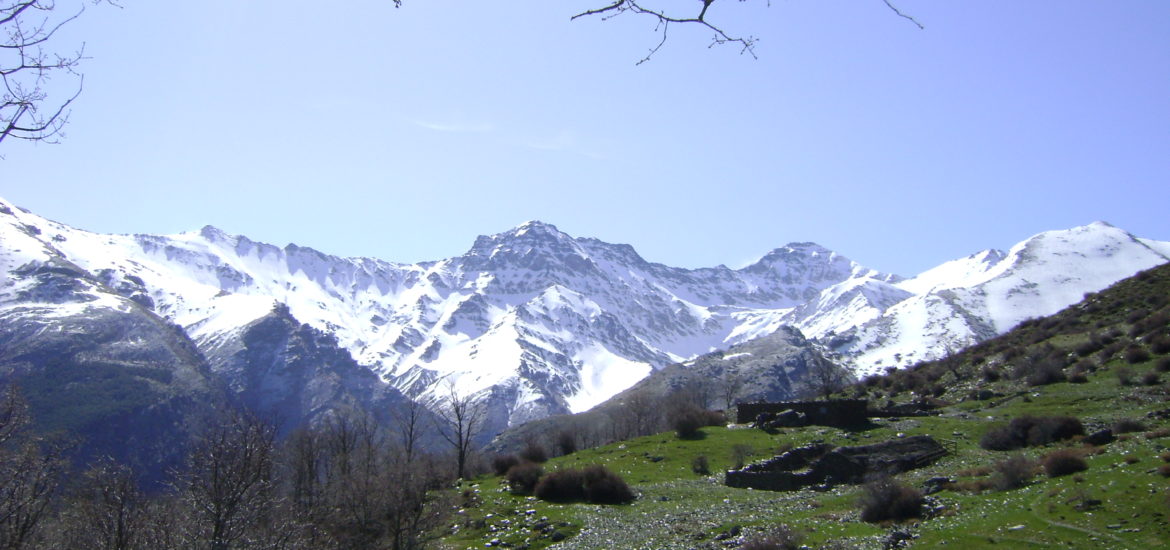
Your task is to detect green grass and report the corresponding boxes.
[438,373,1170,549]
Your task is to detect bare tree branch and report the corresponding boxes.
[572,0,759,65]
[883,0,924,30]
[1,1,111,149]
[571,0,922,64]
[431,381,485,480]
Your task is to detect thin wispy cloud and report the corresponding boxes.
[412,120,495,133]
[524,129,607,160]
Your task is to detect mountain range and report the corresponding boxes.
[2,195,1168,445]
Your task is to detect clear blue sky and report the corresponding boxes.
[3,1,1168,276]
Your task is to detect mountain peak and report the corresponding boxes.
[513,220,561,234]
[198,225,232,242]
[744,242,838,271]
[460,221,585,270]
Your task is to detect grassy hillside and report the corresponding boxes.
[436,263,1170,549]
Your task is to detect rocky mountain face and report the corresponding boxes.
[0,201,424,473]
[0,221,223,480]
[2,196,1168,441]
[486,325,842,453]
[616,326,844,408]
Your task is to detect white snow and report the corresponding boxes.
[565,343,652,413]
[5,193,1170,428]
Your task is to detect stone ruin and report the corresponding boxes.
[724,435,948,492]
[736,399,869,429]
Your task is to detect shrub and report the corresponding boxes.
[1116,366,1135,386]
[1125,346,1152,364]
[1075,339,1104,357]
[582,465,636,504]
[691,455,710,476]
[1099,342,1124,361]
[1158,464,1170,478]
[858,477,924,523]
[1067,370,1089,384]
[1072,359,1096,372]
[534,469,586,502]
[740,525,804,550]
[671,407,705,439]
[1026,361,1067,386]
[956,465,993,477]
[951,478,995,493]
[701,408,727,426]
[1142,371,1162,386]
[534,466,635,504]
[506,461,544,495]
[1042,449,1088,477]
[1112,418,1147,434]
[520,442,549,463]
[492,454,520,476]
[1126,309,1150,324]
[554,430,577,456]
[1151,336,1170,356]
[1155,357,1170,373]
[979,415,1084,451]
[993,455,1037,491]
[730,444,755,470]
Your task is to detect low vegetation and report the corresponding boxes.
[1041,448,1088,477]
[978,414,1084,451]
[857,477,924,523]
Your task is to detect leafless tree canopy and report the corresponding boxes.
[433,382,486,480]
[0,385,64,549]
[1,1,114,146]
[805,357,850,400]
[571,0,923,64]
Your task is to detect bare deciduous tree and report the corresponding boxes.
[805,357,850,400]
[390,398,424,464]
[283,427,324,516]
[62,458,145,550]
[176,413,277,550]
[0,384,30,447]
[280,413,449,550]
[718,369,744,411]
[1,0,114,147]
[0,385,63,550]
[432,382,484,480]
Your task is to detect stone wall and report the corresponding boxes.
[723,435,948,492]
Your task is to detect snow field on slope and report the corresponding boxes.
[980,223,1170,332]
[565,343,652,413]
[895,249,1009,295]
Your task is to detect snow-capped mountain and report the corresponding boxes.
[2,196,1167,437]
[822,222,1170,375]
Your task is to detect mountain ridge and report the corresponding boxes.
[2,195,1167,438]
